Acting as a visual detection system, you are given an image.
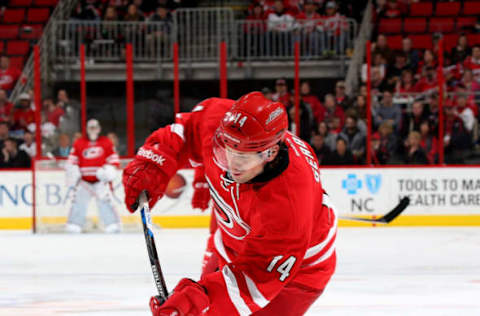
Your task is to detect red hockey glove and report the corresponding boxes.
[192,181,210,211]
[122,144,178,212]
[150,278,209,316]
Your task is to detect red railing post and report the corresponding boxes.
[126,43,135,156]
[33,45,42,158]
[438,38,444,165]
[366,40,372,165]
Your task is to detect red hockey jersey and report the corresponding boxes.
[68,136,119,182]
[145,98,336,315]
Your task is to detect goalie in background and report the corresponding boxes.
[64,119,121,233]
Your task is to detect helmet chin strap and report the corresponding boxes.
[87,130,99,141]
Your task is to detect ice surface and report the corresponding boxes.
[1,227,480,315]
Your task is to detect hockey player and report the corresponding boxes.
[123,92,337,315]
[65,119,121,233]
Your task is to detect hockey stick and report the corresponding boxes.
[138,191,169,303]
[339,196,410,224]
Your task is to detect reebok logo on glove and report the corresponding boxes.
[138,147,166,166]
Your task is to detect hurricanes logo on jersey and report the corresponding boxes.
[205,174,251,240]
[82,146,104,159]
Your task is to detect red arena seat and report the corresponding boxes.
[443,34,459,52]
[0,25,20,39]
[435,2,460,16]
[409,2,433,17]
[8,56,25,69]
[20,25,44,40]
[27,8,51,23]
[2,9,25,24]
[0,42,4,54]
[9,0,33,6]
[32,0,59,6]
[429,17,455,33]
[467,34,480,46]
[463,2,480,16]
[379,18,402,34]
[403,18,427,34]
[387,35,403,50]
[456,17,477,31]
[7,40,30,55]
[410,34,433,50]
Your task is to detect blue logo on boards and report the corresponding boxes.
[342,174,362,194]
[365,174,382,194]
[341,174,382,195]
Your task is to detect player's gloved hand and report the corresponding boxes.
[122,144,177,212]
[150,278,209,316]
[96,164,117,183]
[192,181,210,211]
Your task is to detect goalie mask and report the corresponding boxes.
[87,119,101,141]
[213,92,287,174]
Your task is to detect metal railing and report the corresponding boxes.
[51,18,357,63]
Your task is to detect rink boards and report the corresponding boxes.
[1,167,480,229]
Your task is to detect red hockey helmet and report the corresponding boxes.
[213,92,288,172]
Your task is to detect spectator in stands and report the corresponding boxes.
[444,102,471,163]
[19,130,36,158]
[244,2,267,57]
[334,80,351,109]
[323,1,349,54]
[352,95,367,133]
[461,69,480,110]
[426,93,439,135]
[387,52,410,86]
[403,131,428,165]
[361,52,387,85]
[310,133,331,164]
[132,0,146,17]
[123,3,145,21]
[287,101,314,141]
[296,0,324,56]
[12,93,35,133]
[0,138,31,168]
[339,114,365,163]
[373,120,397,164]
[374,90,401,131]
[57,89,80,137]
[266,0,295,56]
[300,81,324,123]
[323,136,355,165]
[51,133,71,157]
[0,89,13,124]
[414,66,438,95]
[73,132,82,142]
[395,69,415,94]
[400,101,428,139]
[70,3,101,21]
[402,37,419,71]
[455,94,475,135]
[107,131,125,155]
[146,5,172,57]
[317,120,336,150]
[261,87,273,100]
[416,49,436,79]
[0,121,9,148]
[43,98,65,127]
[419,120,438,164]
[0,56,22,94]
[372,34,392,63]
[323,93,345,130]
[383,0,405,18]
[272,78,291,107]
[450,34,471,64]
[463,45,480,82]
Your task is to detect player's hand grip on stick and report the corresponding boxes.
[123,144,178,212]
[150,278,209,316]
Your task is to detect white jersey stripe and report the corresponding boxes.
[170,123,185,141]
[214,229,232,263]
[305,244,336,267]
[244,273,269,308]
[304,194,337,259]
[222,266,252,316]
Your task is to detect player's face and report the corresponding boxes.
[225,146,265,183]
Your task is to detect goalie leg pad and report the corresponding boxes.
[67,183,93,228]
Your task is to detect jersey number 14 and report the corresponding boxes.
[267,255,297,282]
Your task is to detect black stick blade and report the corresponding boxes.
[340,196,410,224]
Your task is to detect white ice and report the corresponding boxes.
[1,227,480,316]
